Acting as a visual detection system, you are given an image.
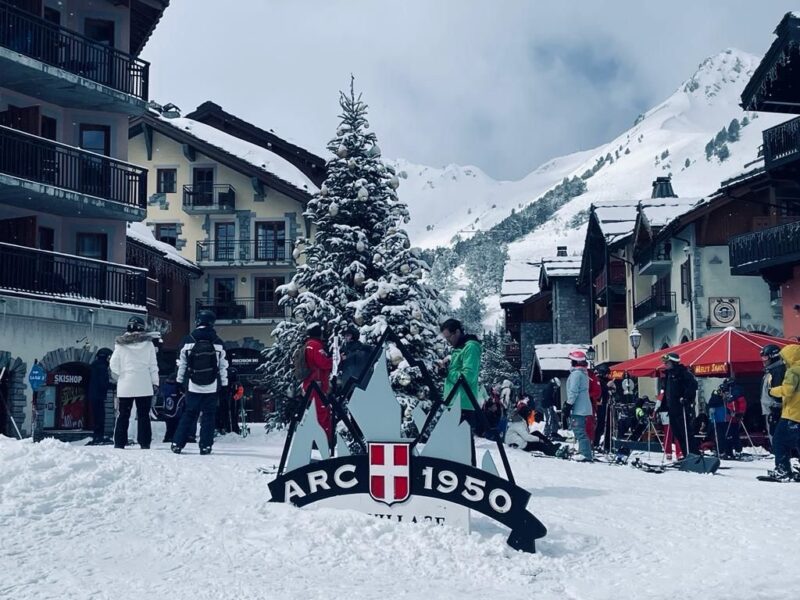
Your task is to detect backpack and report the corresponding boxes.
[188,336,219,386]
[588,372,602,402]
[293,344,311,381]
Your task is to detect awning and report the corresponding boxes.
[610,327,796,379]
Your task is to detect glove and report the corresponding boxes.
[563,404,572,422]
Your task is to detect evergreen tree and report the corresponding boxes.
[456,283,486,335]
[480,331,519,389]
[262,80,446,431]
[727,118,740,142]
[716,143,730,162]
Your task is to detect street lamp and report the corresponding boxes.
[629,327,642,358]
[586,345,596,364]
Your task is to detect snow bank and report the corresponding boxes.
[2,431,799,600]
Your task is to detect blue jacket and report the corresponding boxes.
[566,367,592,416]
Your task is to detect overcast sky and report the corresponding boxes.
[142,1,797,180]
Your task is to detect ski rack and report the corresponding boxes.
[276,326,516,484]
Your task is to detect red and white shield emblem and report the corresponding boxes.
[368,442,411,506]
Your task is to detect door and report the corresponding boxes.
[255,276,282,318]
[0,216,36,246]
[214,222,235,261]
[79,124,111,198]
[193,168,214,206]
[213,277,237,319]
[254,221,286,261]
[83,18,115,86]
[76,233,108,300]
[0,216,37,292]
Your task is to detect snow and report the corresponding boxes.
[500,260,541,305]
[127,222,199,270]
[157,115,319,194]
[639,197,703,228]
[533,343,590,372]
[4,431,797,599]
[540,255,582,279]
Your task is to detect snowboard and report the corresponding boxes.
[756,475,799,483]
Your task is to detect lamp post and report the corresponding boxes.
[629,327,642,359]
[586,345,596,366]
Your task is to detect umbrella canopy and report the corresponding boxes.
[610,327,796,379]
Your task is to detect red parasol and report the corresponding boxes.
[610,327,796,379]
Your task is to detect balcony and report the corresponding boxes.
[0,241,147,308]
[594,309,627,334]
[195,298,285,323]
[0,2,149,113]
[182,184,236,213]
[196,239,293,265]
[638,245,672,276]
[0,125,146,219]
[763,117,800,170]
[729,220,800,275]
[634,292,677,328]
[594,260,626,305]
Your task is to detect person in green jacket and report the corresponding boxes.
[439,318,482,431]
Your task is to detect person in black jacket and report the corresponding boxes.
[760,344,785,442]
[338,325,373,390]
[542,378,563,441]
[593,365,612,452]
[87,348,113,445]
[660,352,699,455]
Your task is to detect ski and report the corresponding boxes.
[630,458,667,474]
[756,475,800,483]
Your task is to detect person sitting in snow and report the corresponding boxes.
[505,401,561,456]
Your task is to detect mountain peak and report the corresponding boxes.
[679,48,760,99]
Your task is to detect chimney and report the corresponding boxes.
[556,246,568,257]
[651,176,677,199]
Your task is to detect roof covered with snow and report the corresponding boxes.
[127,222,200,272]
[532,343,590,376]
[540,255,582,278]
[500,260,541,305]
[152,113,319,196]
[639,197,704,229]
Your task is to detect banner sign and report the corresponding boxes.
[268,328,547,554]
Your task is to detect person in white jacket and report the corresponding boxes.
[110,316,159,449]
[505,402,561,456]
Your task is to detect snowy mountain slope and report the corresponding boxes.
[505,48,790,264]
[396,147,597,248]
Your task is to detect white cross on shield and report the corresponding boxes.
[368,442,411,506]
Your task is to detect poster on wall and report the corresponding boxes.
[48,363,91,430]
[708,297,741,328]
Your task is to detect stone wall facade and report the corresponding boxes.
[552,278,591,344]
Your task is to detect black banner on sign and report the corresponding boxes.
[269,455,547,553]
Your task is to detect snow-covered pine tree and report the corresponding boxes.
[480,330,519,390]
[262,79,446,432]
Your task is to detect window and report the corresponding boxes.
[40,116,57,141]
[157,169,177,194]
[79,124,110,156]
[44,7,61,25]
[255,221,286,261]
[193,168,214,205]
[155,224,178,248]
[76,233,107,260]
[214,222,235,261]
[38,227,55,251]
[213,278,238,319]
[680,259,692,304]
[255,277,283,318]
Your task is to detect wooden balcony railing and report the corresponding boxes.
[634,292,676,324]
[0,241,147,307]
[0,1,149,99]
[0,125,147,208]
[763,116,800,170]
[729,220,800,274]
[594,309,627,334]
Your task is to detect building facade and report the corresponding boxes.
[0,0,168,439]
[128,106,322,350]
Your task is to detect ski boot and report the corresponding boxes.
[200,446,212,456]
[766,467,797,482]
[555,445,572,460]
[170,443,182,454]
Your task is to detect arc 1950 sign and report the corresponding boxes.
[268,331,547,554]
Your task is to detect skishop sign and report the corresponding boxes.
[269,329,547,553]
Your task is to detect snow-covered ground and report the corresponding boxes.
[2,429,798,600]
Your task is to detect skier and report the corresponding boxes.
[498,379,513,438]
[439,318,482,431]
[506,401,561,456]
[110,316,159,449]
[586,368,602,443]
[593,365,612,452]
[660,352,698,457]
[172,310,229,456]
[338,324,373,389]
[159,375,182,443]
[707,385,729,457]
[766,345,800,481]
[724,380,747,457]
[227,368,244,435]
[87,347,112,445]
[760,344,785,443]
[542,378,563,441]
[563,349,593,461]
[302,323,334,442]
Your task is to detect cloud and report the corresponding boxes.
[142,0,797,180]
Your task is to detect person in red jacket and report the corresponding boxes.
[303,323,333,443]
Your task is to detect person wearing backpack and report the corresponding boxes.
[110,317,159,449]
[172,310,229,455]
[299,323,333,443]
[767,345,800,481]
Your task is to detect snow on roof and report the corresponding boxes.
[500,261,541,304]
[157,115,319,195]
[540,255,582,278]
[533,343,590,373]
[127,222,198,271]
[592,200,641,244]
[639,197,703,228]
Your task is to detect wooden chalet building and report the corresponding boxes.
[729,12,800,339]
[0,0,168,440]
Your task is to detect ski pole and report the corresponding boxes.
[711,408,721,458]
[0,367,23,441]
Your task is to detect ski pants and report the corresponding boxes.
[570,415,593,460]
[668,408,697,456]
[585,415,596,444]
[174,392,218,450]
[725,420,743,454]
[772,418,800,474]
[91,393,106,440]
[114,396,152,449]
[711,421,728,456]
[543,406,558,438]
[593,402,608,449]
[523,432,559,456]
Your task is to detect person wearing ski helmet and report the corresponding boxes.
[659,351,698,456]
[87,347,113,445]
[760,344,785,442]
[110,316,159,449]
[767,345,800,481]
[172,310,228,455]
[564,350,593,461]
